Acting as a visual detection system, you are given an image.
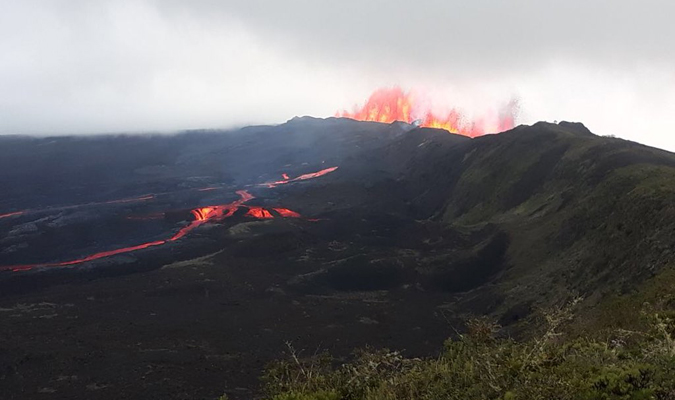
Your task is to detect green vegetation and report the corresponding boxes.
[427,123,675,335]
[262,300,675,400]
[570,266,675,341]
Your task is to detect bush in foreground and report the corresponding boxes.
[262,303,675,400]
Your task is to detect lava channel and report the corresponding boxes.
[245,207,274,219]
[0,211,25,219]
[0,190,254,272]
[263,166,338,188]
[272,208,301,218]
[1,166,337,272]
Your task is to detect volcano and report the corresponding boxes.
[1,118,675,399]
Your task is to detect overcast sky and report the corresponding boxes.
[1,1,674,150]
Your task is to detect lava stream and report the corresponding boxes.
[245,207,274,219]
[1,167,332,272]
[169,190,253,241]
[264,166,339,188]
[243,205,303,219]
[0,211,25,219]
[0,190,254,272]
[272,208,301,218]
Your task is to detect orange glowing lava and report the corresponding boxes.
[1,167,330,272]
[1,190,255,272]
[0,211,24,219]
[264,167,339,188]
[169,190,254,241]
[245,206,302,219]
[245,207,274,219]
[191,207,218,221]
[282,173,290,180]
[294,167,339,181]
[337,87,518,137]
[273,208,301,218]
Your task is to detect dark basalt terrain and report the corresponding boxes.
[1,117,675,399]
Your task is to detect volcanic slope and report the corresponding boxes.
[398,121,675,326]
[272,119,675,326]
[1,118,675,399]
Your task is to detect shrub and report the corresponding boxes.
[261,304,675,400]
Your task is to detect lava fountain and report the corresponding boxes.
[337,87,519,137]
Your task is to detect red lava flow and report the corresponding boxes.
[245,207,274,219]
[168,190,254,241]
[1,167,337,272]
[263,166,339,188]
[273,208,301,218]
[0,211,25,219]
[0,190,253,272]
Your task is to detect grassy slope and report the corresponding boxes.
[399,122,675,331]
[262,313,675,400]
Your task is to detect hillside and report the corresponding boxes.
[403,121,675,330]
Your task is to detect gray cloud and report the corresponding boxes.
[1,0,674,150]
[165,0,674,75]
